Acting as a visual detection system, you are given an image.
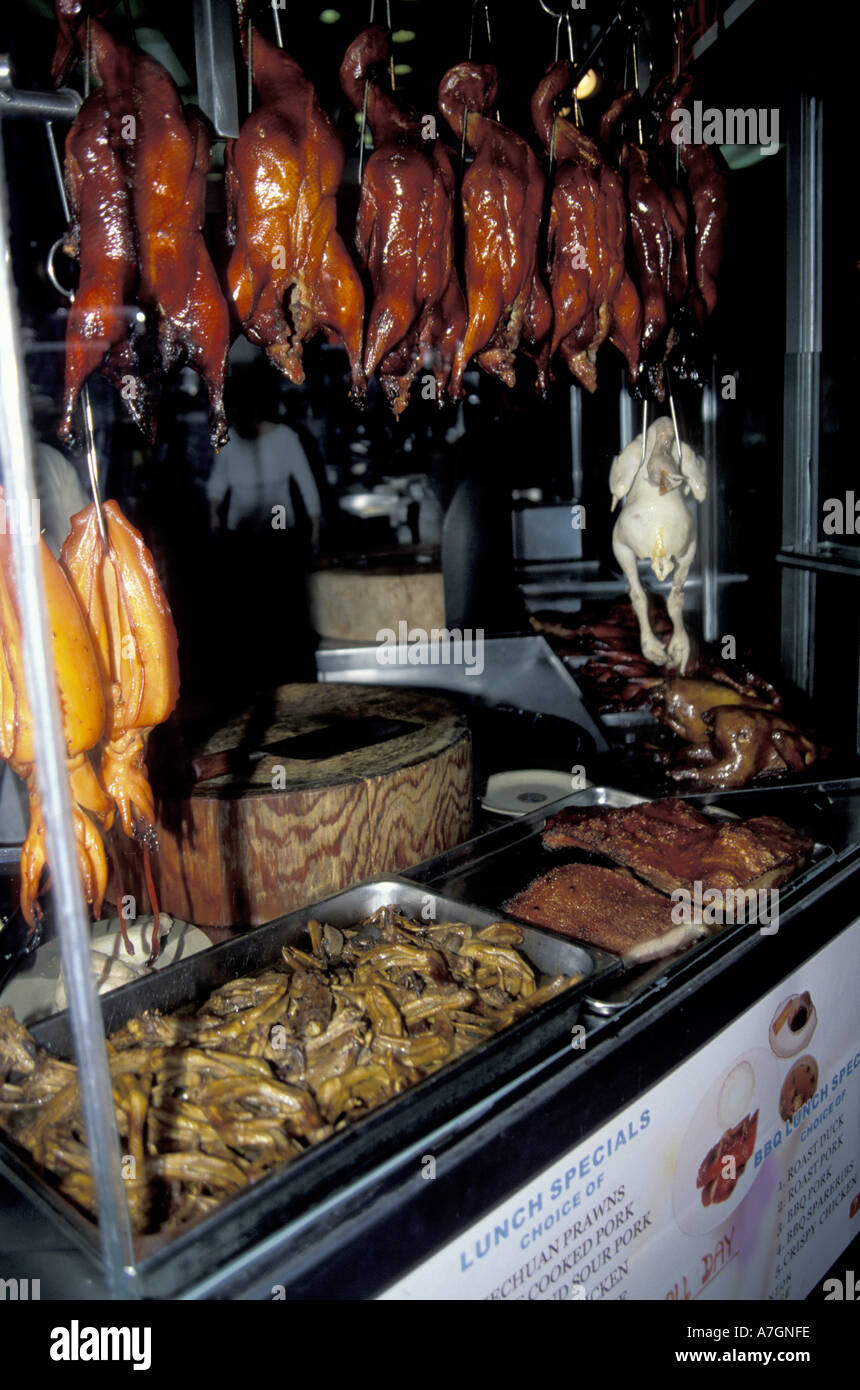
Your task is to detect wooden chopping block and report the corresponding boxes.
[308,564,444,642]
[108,684,472,928]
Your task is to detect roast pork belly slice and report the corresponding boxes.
[504,862,705,963]
[542,799,813,896]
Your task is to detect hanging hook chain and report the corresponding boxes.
[271,0,283,48]
[47,34,108,547]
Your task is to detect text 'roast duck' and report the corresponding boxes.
[532,60,641,393]
[438,62,552,397]
[226,29,366,401]
[340,26,464,413]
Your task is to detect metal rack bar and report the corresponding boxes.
[0,87,81,122]
[780,94,823,697]
[0,129,138,1299]
[0,56,81,123]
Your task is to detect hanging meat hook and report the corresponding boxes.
[50,16,107,545]
[271,0,283,48]
[358,0,394,180]
[460,0,496,169]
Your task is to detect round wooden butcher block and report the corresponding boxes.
[108,684,473,928]
[308,562,444,642]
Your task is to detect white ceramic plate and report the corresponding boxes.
[481,769,581,817]
[769,993,818,1058]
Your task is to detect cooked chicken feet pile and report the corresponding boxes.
[0,910,577,1236]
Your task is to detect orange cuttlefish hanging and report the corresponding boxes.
[0,524,113,931]
[61,501,180,960]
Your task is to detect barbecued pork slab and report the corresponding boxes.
[542,799,812,895]
[504,862,704,961]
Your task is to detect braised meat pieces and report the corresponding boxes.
[542,799,812,895]
[0,911,577,1236]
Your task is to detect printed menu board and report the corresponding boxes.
[380,920,860,1300]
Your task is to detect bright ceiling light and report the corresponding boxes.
[319,8,341,22]
[392,29,416,42]
[574,68,600,100]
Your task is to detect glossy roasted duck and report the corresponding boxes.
[340,26,464,412]
[50,0,118,85]
[600,87,689,401]
[651,675,776,743]
[532,62,641,392]
[58,81,152,446]
[666,707,821,791]
[87,20,230,450]
[226,30,366,401]
[438,62,551,396]
[655,70,728,321]
[0,519,112,928]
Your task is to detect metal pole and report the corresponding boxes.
[780,94,822,698]
[569,385,582,500]
[701,370,719,643]
[0,88,81,121]
[0,133,138,1297]
[618,372,635,448]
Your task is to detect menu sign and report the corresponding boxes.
[380,921,860,1300]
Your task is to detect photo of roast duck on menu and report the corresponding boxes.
[0,0,855,1312]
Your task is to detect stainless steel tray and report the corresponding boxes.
[404,784,849,1015]
[0,877,610,1295]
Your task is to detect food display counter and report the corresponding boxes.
[0,0,856,1318]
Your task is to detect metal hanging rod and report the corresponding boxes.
[0,55,81,122]
[0,112,138,1303]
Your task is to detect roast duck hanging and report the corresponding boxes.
[0,497,179,957]
[49,1,727,421]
